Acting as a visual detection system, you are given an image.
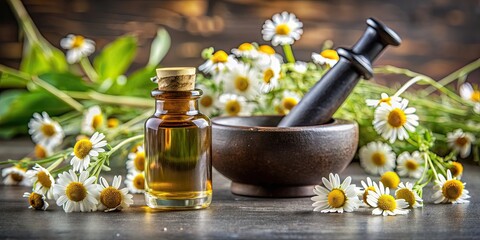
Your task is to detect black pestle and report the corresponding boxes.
[277,18,401,127]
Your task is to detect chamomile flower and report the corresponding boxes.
[359,141,396,175]
[432,170,470,204]
[34,144,53,159]
[82,106,105,135]
[311,173,361,213]
[53,170,99,212]
[23,192,49,211]
[127,145,145,173]
[447,129,475,158]
[199,50,237,74]
[396,151,424,179]
[367,182,409,216]
[312,49,339,67]
[28,112,64,148]
[2,165,30,186]
[380,171,400,189]
[448,162,464,179]
[218,94,254,116]
[107,118,120,128]
[262,11,303,46]
[223,63,260,98]
[70,132,107,172]
[255,45,283,67]
[360,177,378,207]
[373,99,419,143]
[198,85,218,116]
[366,93,402,108]
[26,164,55,199]
[97,176,134,212]
[259,61,281,93]
[60,34,95,64]
[231,42,259,59]
[395,182,423,208]
[125,171,145,194]
[460,82,480,103]
[279,91,301,114]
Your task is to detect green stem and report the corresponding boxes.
[32,76,84,112]
[423,58,480,96]
[425,152,439,181]
[107,134,144,156]
[79,57,98,82]
[282,44,295,63]
[415,151,430,187]
[392,76,423,98]
[65,90,152,108]
[46,156,64,172]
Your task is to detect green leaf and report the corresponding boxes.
[94,36,137,82]
[147,28,171,68]
[38,72,91,91]
[20,43,68,75]
[0,90,71,127]
[106,66,156,97]
[0,69,28,88]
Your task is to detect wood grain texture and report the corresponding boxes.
[1,138,480,239]
[0,0,479,83]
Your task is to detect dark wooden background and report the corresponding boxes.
[1,0,479,82]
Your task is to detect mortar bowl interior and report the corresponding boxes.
[212,115,359,197]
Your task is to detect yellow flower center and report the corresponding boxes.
[34,145,47,159]
[275,23,291,35]
[11,172,24,182]
[258,45,275,55]
[371,152,386,166]
[377,194,397,211]
[37,171,52,188]
[73,139,93,159]
[134,152,145,172]
[396,188,416,207]
[200,95,213,108]
[470,91,480,102]
[405,159,419,171]
[66,182,87,202]
[379,97,392,106]
[320,49,339,61]
[225,100,241,116]
[92,114,103,130]
[387,108,407,128]
[100,187,123,209]
[282,97,298,111]
[72,35,85,49]
[234,76,249,92]
[455,137,468,147]
[327,189,346,208]
[363,186,376,207]
[28,193,45,210]
[380,171,400,189]
[263,69,275,84]
[107,118,119,128]
[133,173,145,190]
[238,43,254,51]
[449,162,463,178]
[442,179,464,200]
[40,123,56,137]
[211,50,229,63]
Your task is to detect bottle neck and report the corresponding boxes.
[151,89,202,116]
[155,98,199,115]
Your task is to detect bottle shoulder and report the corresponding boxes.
[145,113,211,130]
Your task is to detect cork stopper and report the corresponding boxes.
[156,67,196,91]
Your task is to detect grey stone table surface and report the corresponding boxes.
[1,138,480,240]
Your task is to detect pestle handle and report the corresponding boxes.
[277,18,401,127]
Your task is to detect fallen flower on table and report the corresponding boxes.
[23,191,49,211]
[97,176,133,212]
[53,170,99,213]
[311,173,361,213]
[432,170,470,204]
[367,182,409,216]
[395,182,423,208]
[25,164,55,199]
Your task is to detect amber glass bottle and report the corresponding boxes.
[144,67,212,209]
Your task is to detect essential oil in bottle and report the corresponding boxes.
[144,67,212,209]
